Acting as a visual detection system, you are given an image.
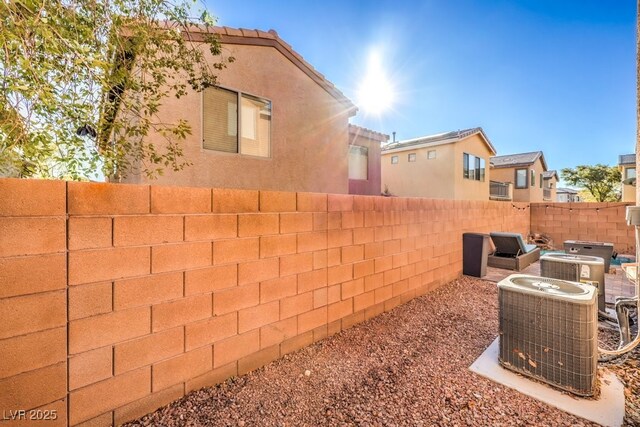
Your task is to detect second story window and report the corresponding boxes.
[427,150,436,159]
[539,173,542,188]
[626,167,636,180]
[408,153,417,162]
[348,145,368,180]
[530,170,535,187]
[463,153,485,181]
[515,168,527,189]
[203,86,271,158]
[391,155,398,164]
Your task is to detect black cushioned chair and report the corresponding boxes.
[487,232,540,271]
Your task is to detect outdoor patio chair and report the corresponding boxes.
[487,232,540,271]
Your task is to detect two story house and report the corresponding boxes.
[124,26,383,195]
[556,188,581,203]
[380,127,497,200]
[490,151,552,202]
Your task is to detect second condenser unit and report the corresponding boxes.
[540,253,606,312]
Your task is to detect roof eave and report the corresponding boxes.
[186,26,357,113]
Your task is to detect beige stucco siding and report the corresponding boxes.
[381,145,455,198]
[381,134,492,200]
[621,165,635,202]
[125,44,351,193]
[489,157,547,202]
[453,134,492,200]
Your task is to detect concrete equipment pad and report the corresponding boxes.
[470,338,625,427]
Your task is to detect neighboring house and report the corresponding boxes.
[124,26,383,194]
[348,125,388,195]
[619,154,636,203]
[490,151,551,203]
[542,170,558,202]
[556,187,581,203]
[380,127,497,200]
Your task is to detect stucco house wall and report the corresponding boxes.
[490,157,548,203]
[621,164,636,203]
[347,125,387,196]
[453,134,492,200]
[381,130,493,200]
[124,28,356,194]
[381,145,455,198]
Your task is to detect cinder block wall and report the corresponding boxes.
[530,202,636,254]
[0,178,530,427]
[0,179,68,426]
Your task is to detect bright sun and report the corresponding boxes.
[356,51,395,116]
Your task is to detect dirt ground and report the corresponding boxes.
[126,277,638,427]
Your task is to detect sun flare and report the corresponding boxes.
[356,51,395,116]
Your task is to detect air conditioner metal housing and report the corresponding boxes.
[498,274,598,396]
[540,253,606,312]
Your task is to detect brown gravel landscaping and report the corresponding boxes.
[126,277,638,427]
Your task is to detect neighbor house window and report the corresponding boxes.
[515,168,527,189]
[203,86,271,157]
[626,167,636,180]
[539,174,542,188]
[408,153,417,162]
[391,156,398,164]
[463,153,485,181]
[348,145,368,180]
[427,150,436,159]
[530,170,535,187]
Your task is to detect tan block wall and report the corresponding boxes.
[0,179,68,425]
[530,202,636,254]
[0,178,530,426]
[124,43,351,194]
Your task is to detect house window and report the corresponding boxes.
[391,156,398,164]
[463,153,485,181]
[626,167,636,180]
[427,150,436,159]
[539,174,542,188]
[202,87,271,157]
[515,168,528,189]
[408,153,417,162]
[348,145,368,180]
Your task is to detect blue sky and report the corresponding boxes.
[206,0,635,180]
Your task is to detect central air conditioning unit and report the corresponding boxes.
[540,253,606,312]
[498,274,598,396]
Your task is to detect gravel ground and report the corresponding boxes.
[126,277,638,427]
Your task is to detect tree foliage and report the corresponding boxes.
[560,164,622,202]
[1,0,232,180]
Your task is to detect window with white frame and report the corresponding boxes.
[391,155,398,164]
[427,150,436,159]
[408,153,417,162]
[202,87,271,157]
[348,145,368,180]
